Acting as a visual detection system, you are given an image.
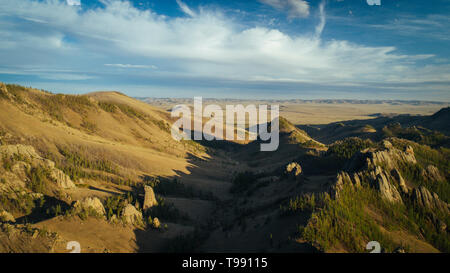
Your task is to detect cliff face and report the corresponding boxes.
[331,141,448,209]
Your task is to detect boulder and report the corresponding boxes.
[152,217,161,229]
[0,210,15,223]
[121,204,143,225]
[73,197,106,216]
[143,185,158,210]
[285,162,302,179]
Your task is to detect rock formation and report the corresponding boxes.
[285,162,302,180]
[121,204,143,225]
[421,165,444,182]
[391,168,409,194]
[411,186,449,214]
[0,144,75,190]
[73,197,106,216]
[0,210,15,223]
[143,185,158,210]
[372,167,402,203]
[152,217,161,229]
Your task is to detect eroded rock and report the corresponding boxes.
[73,197,106,216]
[411,186,449,214]
[422,165,444,182]
[0,210,15,223]
[143,185,158,210]
[122,204,143,225]
[50,169,76,189]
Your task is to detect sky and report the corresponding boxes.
[0,0,449,101]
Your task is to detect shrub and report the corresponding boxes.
[300,185,400,252]
[57,146,118,175]
[104,195,128,220]
[280,193,327,215]
[146,196,189,222]
[116,104,147,120]
[26,166,51,194]
[98,102,117,113]
[80,119,97,133]
[327,137,376,160]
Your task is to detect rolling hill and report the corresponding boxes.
[0,82,449,253]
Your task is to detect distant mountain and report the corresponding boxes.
[299,107,450,145]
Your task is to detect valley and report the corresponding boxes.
[0,83,448,253]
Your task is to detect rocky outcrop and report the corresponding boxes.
[143,185,158,210]
[371,167,402,204]
[334,143,424,203]
[421,165,444,182]
[73,197,106,216]
[285,162,302,180]
[365,143,416,171]
[382,140,393,149]
[121,204,143,225]
[49,169,76,189]
[330,171,361,198]
[0,210,15,223]
[411,186,449,214]
[152,217,161,229]
[391,169,409,194]
[0,144,75,190]
[0,145,50,165]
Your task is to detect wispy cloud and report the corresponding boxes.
[369,14,450,41]
[314,1,326,38]
[104,64,158,69]
[260,0,310,18]
[176,0,196,17]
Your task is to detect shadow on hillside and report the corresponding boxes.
[133,137,323,253]
[15,196,71,224]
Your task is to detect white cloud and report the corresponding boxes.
[260,0,310,18]
[66,0,80,6]
[104,64,158,69]
[315,1,326,38]
[0,0,448,96]
[176,0,196,17]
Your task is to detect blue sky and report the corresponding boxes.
[0,0,449,100]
